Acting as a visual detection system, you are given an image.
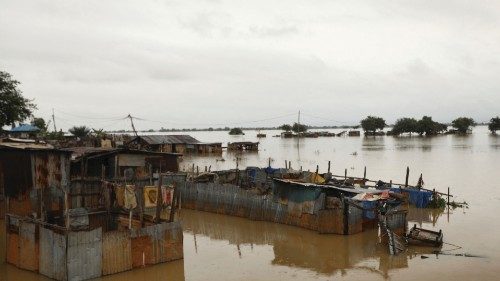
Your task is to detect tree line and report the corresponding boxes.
[360,115,500,135]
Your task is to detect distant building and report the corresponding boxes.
[127,135,222,154]
[8,123,40,139]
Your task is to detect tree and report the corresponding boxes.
[360,116,386,133]
[416,116,447,136]
[291,122,307,133]
[0,71,37,129]
[32,117,48,132]
[488,117,500,134]
[279,124,292,132]
[452,117,475,134]
[69,126,91,138]
[392,118,418,135]
[229,128,244,135]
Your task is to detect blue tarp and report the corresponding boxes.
[10,123,40,132]
[390,188,432,208]
[361,201,377,219]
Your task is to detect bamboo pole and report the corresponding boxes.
[155,174,163,223]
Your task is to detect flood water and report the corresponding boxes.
[2,125,500,280]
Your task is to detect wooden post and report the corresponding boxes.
[208,165,211,172]
[196,166,199,175]
[285,160,288,169]
[205,166,207,172]
[363,166,367,180]
[268,157,271,167]
[405,167,410,187]
[300,166,302,172]
[344,168,347,180]
[447,187,450,205]
[288,161,291,170]
[155,173,163,223]
[192,163,195,173]
[169,182,177,222]
[327,161,331,173]
[64,191,70,229]
[149,164,153,185]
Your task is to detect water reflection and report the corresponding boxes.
[361,137,386,151]
[180,209,438,280]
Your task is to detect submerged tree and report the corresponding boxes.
[452,117,476,134]
[392,118,418,135]
[229,128,244,135]
[416,116,447,136]
[489,116,500,134]
[0,70,37,129]
[279,124,292,132]
[69,126,91,138]
[291,122,307,133]
[360,116,386,133]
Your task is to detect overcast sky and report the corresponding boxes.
[1,0,499,130]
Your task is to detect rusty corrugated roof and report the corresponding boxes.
[137,135,201,145]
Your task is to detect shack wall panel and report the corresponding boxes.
[102,231,132,275]
[19,222,38,271]
[40,227,67,281]
[131,235,154,267]
[317,209,344,234]
[6,232,19,266]
[67,228,102,281]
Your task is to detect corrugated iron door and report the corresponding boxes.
[67,228,102,281]
[40,227,67,281]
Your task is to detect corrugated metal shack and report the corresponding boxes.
[178,167,406,235]
[227,141,259,151]
[127,135,223,154]
[0,144,184,281]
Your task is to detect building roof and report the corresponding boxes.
[0,142,55,150]
[134,135,201,145]
[9,124,40,133]
[61,146,182,160]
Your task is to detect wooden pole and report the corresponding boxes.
[447,187,450,205]
[169,182,178,222]
[327,161,331,173]
[196,166,199,175]
[268,157,271,167]
[288,161,291,170]
[155,173,163,223]
[208,165,211,172]
[363,166,367,180]
[285,160,287,169]
[344,168,347,180]
[405,167,410,187]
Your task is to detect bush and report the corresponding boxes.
[229,128,244,135]
[488,116,500,134]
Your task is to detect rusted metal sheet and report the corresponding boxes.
[0,151,33,197]
[317,209,344,234]
[347,204,363,234]
[6,231,20,266]
[40,227,67,281]
[19,222,38,271]
[67,228,102,281]
[102,231,132,275]
[131,235,154,267]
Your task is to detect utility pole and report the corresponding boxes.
[52,108,57,132]
[127,114,139,137]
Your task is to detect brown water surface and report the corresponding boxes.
[1,126,499,280]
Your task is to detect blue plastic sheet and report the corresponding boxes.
[390,188,432,208]
[361,201,377,219]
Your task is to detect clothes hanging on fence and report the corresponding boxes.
[115,185,125,207]
[162,186,174,205]
[124,185,137,209]
[143,186,158,208]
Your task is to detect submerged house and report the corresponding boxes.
[227,141,259,151]
[0,144,184,281]
[127,135,222,154]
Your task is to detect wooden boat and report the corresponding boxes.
[406,224,443,247]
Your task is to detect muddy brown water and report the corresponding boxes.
[2,125,499,280]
